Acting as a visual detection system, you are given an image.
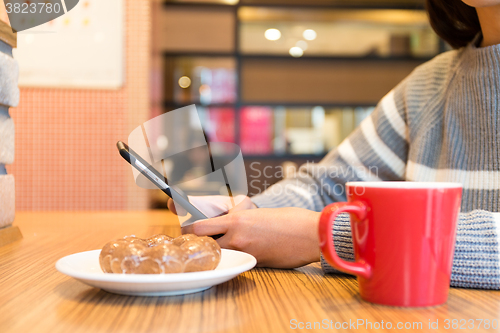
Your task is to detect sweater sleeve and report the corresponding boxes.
[250,51,500,289]
[321,210,500,289]
[250,50,463,211]
[251,83,409,211]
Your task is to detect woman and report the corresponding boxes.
[170,0,500,289]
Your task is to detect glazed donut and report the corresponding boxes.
[99,234,221,274]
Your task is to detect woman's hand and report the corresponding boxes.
[167,194,256,218]
[182,206,321,269]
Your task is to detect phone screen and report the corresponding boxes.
[117,141,207,221]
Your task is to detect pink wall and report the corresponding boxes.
[7,0,151,211]
[0,0,10,25]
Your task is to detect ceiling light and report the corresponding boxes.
[303,29,317,41]
[265,28,281,41]
[289,46,304,58]
[178,76,191,89]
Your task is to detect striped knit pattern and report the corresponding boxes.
[319,211,500,289]
[251,37,500,289]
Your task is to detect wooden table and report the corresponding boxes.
[1,212,499,333]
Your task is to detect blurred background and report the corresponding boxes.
[7,0,446,211]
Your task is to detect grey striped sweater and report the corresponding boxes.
[251,37,500,289]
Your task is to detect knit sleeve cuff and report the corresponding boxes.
[319,212,355,275]
[320,209,500,290]
[451,210,500,289]
[250,178,325,211]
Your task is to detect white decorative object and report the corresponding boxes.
[0,114,14,164]
[13,0,124,89]
[0,174,15,228]
[0,52,19,107]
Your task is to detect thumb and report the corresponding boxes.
[167,198,187,216]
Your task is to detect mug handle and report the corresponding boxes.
[319,201,372,279]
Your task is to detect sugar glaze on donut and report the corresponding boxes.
[99,234,221,274]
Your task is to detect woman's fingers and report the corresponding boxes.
[167,198,176,213]
[185,219,235,250]
[170,195,254,218]
[212,233,236,250]
[181,215,231,236]
[229,195,257,213]
[167,198,187,216]
[189,195,234,217]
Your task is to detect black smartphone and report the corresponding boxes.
[116,141,208,221]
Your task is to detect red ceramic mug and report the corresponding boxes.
[319,181,462,307]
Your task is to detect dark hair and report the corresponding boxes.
[425,0,481,49]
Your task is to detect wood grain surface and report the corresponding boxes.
[0,225,22,247]
[1,212,499,333]
[0,19,15,47]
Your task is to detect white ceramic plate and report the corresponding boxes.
[56,249,257,296]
